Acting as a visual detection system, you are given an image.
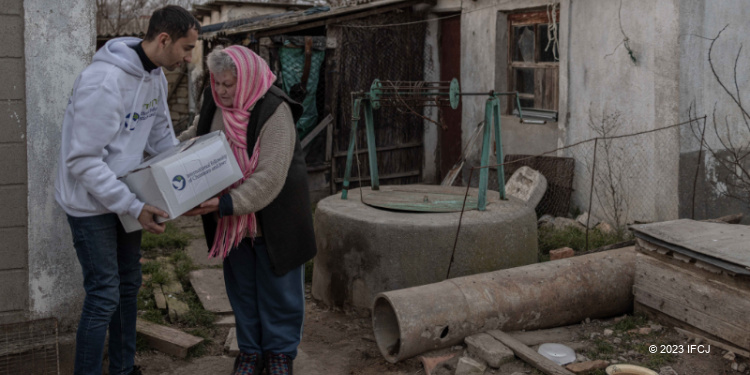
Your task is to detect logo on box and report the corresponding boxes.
[172,175,186,191]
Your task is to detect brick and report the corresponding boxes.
[0,143,26,184]
[0,185,27,227]
[0,0,22,15]
[0,58,25,100]
[0,227,27,270]
[0,269,27,311]
[0,100,26,143]
[465,333,514,368]
[550,247,575,260]
[0,15,23,57]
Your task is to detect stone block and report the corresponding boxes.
[190,269,233,313]
[0,269,27,311]
[454,356,486,375]
[576,212,600,228]
[0,15,24,58]
[0,100,26,143]
[0,143,27,184]
[550,247,575,260]
[565,360,609,373]
[216,314,236,326]
[154,286,167,310]
[0,227,27,270]
[0,0,23,15]
[0,58,25,100]
[553,217,584,231]
[162,280,184,295]
[464,333,514,368]
[0,185,27,227]
[167,296,190,322]
[505,166,547,208]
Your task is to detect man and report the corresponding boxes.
[54,6,200,375]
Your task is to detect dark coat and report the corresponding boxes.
[196,86,317,276]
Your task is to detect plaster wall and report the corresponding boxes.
[458,0,559,186]
[25,0,95,328]
[677,0,750,222]
[563,0,681,224]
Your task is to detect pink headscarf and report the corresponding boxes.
[208,45,277,258]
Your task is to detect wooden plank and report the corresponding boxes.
[673,327,750,358]
[631,220,750,268]
[136,319,203,358]
[326,25,341,195]
[635,255,750,329]
[632,286,750,349]
[487,330,576,375]
[301,114,334,149]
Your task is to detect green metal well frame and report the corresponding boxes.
[341,79,523,211]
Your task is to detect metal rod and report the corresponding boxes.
[341,98,362,200]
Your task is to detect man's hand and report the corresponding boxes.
[183,197,220,216]
[138,204,169,234]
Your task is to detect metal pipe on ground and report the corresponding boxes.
[372,247,636,363]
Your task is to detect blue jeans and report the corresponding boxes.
[223,237,305,358]
[67,214,142,375]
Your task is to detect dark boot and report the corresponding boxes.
[233,352,264,375]
[265,353,293,375]
[128,365,143,375]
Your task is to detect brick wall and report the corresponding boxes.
[0,0,28,324]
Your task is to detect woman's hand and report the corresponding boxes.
[183,197,220,216]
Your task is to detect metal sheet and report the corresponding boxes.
[630,219,750,269]
[361,188,479,212]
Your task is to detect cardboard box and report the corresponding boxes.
[118,131,243,232]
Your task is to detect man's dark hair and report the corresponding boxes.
[145,5,200,42]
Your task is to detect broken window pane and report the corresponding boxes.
[515,68,535,95]
[512,26,535,62]
[538,24,558,62]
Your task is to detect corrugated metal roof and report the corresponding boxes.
[199,0,413,38]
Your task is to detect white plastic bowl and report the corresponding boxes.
[537,343,576,365]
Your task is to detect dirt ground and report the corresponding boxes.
[134,217,748,375]
[136,287,748,375]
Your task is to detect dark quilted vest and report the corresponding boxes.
[196,86,316,276]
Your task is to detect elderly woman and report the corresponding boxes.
[181,45,316,375]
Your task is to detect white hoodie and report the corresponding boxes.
[55,37,178,219]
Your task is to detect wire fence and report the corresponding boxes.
[446,115,711,256]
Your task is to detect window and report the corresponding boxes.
[507,10,559,117]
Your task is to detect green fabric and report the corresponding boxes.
[279,44,325,139]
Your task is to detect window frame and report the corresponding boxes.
[506,9,560,118]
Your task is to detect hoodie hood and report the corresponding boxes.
[94,37,158,78]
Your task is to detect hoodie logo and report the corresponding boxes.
[172,175,186,191]
[124,112,140,131]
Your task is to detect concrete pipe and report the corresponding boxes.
[372,247,636,363]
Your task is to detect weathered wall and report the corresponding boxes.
[25,0,95,328]
[677,0,750,222]
[0,0,29,325]
[563,0,681,224]
[457,0,560,186]
[422,14,440,183]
